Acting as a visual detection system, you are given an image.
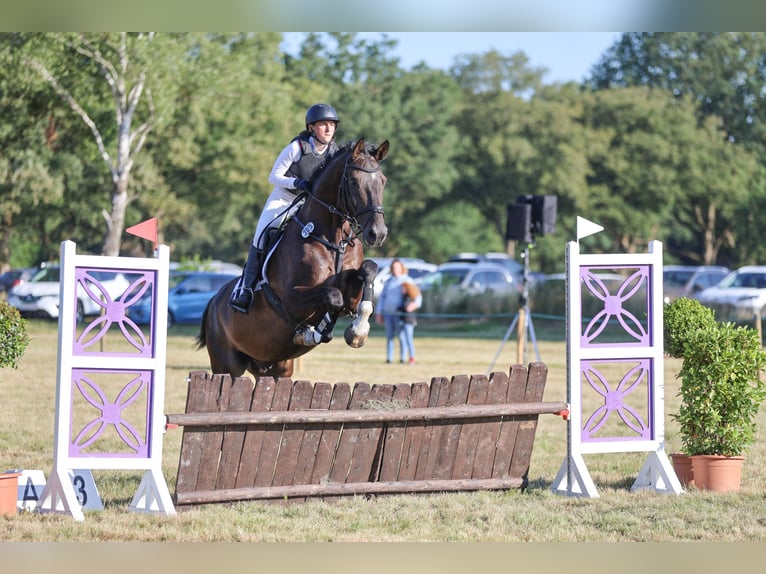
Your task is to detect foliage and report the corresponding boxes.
[4,32,766,271]
[0,300,29,368]
[663,296,717,358]
[664,297,766,456]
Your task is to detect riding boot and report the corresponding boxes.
[229,244,264,313]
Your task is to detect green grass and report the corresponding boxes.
[2,319,766,541]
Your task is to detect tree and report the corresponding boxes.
[590,33,766,157]
[25,33,188,256]
[447,51,588,269]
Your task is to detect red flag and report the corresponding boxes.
[126,218,158,244]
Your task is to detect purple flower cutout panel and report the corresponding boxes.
[72,268,157,357]
[580,359,654,443]
[580,265,651,347]
[69,369,153,458]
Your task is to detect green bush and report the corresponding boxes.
[664,297,766,456]
[663,296,717,358]
[0,300,30,369]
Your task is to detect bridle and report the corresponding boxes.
[293,150,385,258]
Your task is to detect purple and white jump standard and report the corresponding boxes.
[37,240,175,520]
[552,238,683,498]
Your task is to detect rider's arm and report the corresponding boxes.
[268,140,303,191]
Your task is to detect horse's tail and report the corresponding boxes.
[196,297,211,350]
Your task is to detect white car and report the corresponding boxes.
[8,264,134,322]
[697,265,766,323]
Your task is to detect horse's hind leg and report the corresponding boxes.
[344,258,378,348]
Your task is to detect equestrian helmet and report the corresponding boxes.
[305,103,340,128]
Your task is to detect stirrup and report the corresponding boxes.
[229,287,254,314]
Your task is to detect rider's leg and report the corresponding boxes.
[230,242,264,313]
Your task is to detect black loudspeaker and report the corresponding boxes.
[531,194,557,235]
[506,202,532,243]
[516,194,558,237]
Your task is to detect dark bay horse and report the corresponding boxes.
[198,138,389,378]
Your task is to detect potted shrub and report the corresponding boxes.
[664,297,766,492]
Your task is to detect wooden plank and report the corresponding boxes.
[215,376,255,490]
[272,380,314,486]
[397,382,430,481]
[253,377,292,487]
[508,362,548,484]
[327,382,370,484]
[168,400,567,426]
[175,371,217,495]
[415,376,450,480]
[493,364,529,479]
[433,374,471,480]
[378,384,413,482]
[292,382,333,485]
[194,373,232,492]
[472,371,511,479]
[176,477,525,505]
[234,376,276,489]
[452,374,490,479]
[346,384,395,483]
[309,383,352,484]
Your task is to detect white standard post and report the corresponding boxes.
[37,240,176,520]
[552,237,682,498]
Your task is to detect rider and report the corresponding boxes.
[230,103,341,313]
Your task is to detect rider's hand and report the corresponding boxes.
[294,178,310,191]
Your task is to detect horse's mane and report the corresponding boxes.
[309,139,376,183]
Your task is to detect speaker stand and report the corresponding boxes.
[487,245,540,373]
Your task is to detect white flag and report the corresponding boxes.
[576,216,604,240]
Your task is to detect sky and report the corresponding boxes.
[282,32,622,84]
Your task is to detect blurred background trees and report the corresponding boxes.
[1,32,764,273]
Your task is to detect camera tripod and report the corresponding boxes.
[487,244,540,374]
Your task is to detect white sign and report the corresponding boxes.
[15,469,103,511]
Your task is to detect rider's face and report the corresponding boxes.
[310,120,337,145]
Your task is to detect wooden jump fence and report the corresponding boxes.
[166,362,567,506]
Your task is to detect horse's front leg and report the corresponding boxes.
[292,286,344,347]
[344,258,378,348]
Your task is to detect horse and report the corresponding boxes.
[197,137,390,379]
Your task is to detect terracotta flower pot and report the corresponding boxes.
[0,472,20,516]
[690,455,744,492]
[670,453,694,488]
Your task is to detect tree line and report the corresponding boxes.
[2,32,765,273]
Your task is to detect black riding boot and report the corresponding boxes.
[229,244,264,313]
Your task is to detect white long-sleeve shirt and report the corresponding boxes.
[252,136,329,247]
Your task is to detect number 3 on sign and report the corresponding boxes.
[68,469,103,511]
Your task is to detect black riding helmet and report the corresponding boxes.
[305,103,340,129]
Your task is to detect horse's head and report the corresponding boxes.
[338,138,389,247]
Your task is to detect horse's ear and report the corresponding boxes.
[375,140,390,161]
[352,138,366,158]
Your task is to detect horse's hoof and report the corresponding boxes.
[344,326,368,348]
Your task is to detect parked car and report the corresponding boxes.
[371,257,436,299]
[447,252,526,288]
[419,261,519,316]
[127,271,238,326]
[696,265,766,323]
[0,267,37,297]
[7,264,133,322]
[662,265,730,304]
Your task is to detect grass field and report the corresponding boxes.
[2,318,766,543]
